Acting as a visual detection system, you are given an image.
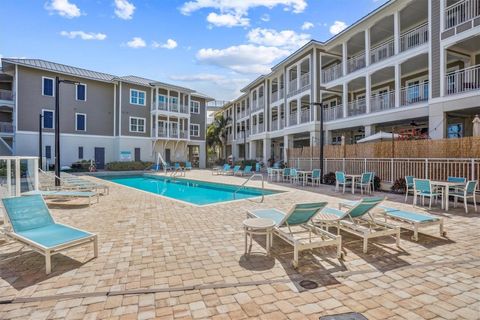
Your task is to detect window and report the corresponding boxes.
[78,146,84,159]
[190,123,200,137]
[42,77,54,96]
[75,113,86,131]
[45,146,51,159]
[129,117,146,133]
[76,83,87,101]
[190,100,200,114]
[130,89,146,106]
[42,110,54,129]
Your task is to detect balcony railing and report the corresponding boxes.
[227,134,233,142]
[271,89,284,102]
[271,120,278,131]
[445,0,480,29]
[153,102,189,114]
[370,39,395,65]
[322,64,343,83]
[347,53,366,74]
[347,98,367,117]
[370,91,396,113]
[401,81,429,106]
[288,78,298,93]
[400,23,429,52]
[0,90,13,101]
[300,108,312,124]
[445,64,480,95]
[300,73,310,89]
[289,112,297,126]
[323,105,343,122]
[179,105,189,114]
[252,98,265,112]
[156,127,188,139]
[0,122,13,133]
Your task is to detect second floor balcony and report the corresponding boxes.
[400,81,429,106]
[300,108,313,124]
[153,102,189,114]
[445,0,480,30]
[157,128,188,139]
[370,91,395,113]
[0,89,13,102]
[445,64,480,96]
[323,104,343,122]
[347,98,367,117]
[370,39,395,65]
[347,53,366,74]
[288,112,297,126]
[271,89,284,103]
[251,123,264,135]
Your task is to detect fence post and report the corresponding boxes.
[425,159,428,179]
[15,158,21,196]
[364,158,367,173]
[342,158,345,172]
[310,158,313,171]
[325,159,328,175]
[472,159,475,181]
[34,158,39,191]
[391,158,394,183]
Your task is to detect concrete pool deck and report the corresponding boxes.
[0,170,479,319]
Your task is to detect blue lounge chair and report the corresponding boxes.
[317,197,400,253]
[230,165,241,175]
[335,171,352,193]
[24,190,99,206]
[185,161,193,170]
[236,165,252,176]
[404,176,415,202]
[1,195,98,274]
[248,202,342,267]
[255,163,261,172]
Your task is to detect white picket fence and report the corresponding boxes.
[288,157,480,187]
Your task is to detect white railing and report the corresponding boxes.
[0,122,13,133]
[322,64,343,83]
[289,112,297,126]
[0,89,13,101]
[279,118,285,129]
[370,91,396,113]
[288,158,480,188]
[300,108,311,124]
[445,0,480,29]
[347,98,367,116]
[288,78,298,93]
[271,120,278,131]
[401,81,429,106]
[258,98,265,110]
[347,53,366,74]
[179,104,189,114]
[272,91,279,102]
[300,72,310,88]
[258,123,264,133]
[227,134,233,142]
[323,104,343,122]
[370,39,395,65]
[170,103,179,113]
[400,23,429,52]
[179,130,188,139]
[445,65,480,95]
[158,128,168,138]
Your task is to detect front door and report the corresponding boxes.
[134,148,141,162]
[165,149,171,163]
[94,147,105,170]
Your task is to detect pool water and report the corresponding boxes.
[101,174,279,205]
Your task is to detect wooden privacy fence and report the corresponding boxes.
[288,136,480,159]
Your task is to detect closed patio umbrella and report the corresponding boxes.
[473,115,480,137]
[357,131,402,143]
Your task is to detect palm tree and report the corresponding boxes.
[207,115,231,161]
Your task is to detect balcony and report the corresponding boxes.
[288,79,298,94]
[237,131,249,140]
[347,53,366,74]
[252,99,264,112]
[445,65,480,95]
[271,89,284,102]
[287,73,310,98]
[400,81,429,106]
[323,105,343,122]
[347,98,367,117]
[300,108,312,124]
[370,91,396,113]
[252,123,264,135]
[321,64,343,84]
[271,120,278,131]
[400,23,429,52]
[0,122,13,134]
[227,133,233,142]
[288,112,297,126]
[370,39,395,65]
[445,0,480,29]
[156,127,188,139]
[152,102,189,114]
[0,90,13,102]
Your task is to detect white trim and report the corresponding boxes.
[75,83,87,101]
[190,100,200,114]
[42,76,55,97]
[129,116,146,133]
[41,109,55,129]
[14,64,18,153]
[190,123,200,137]
[119,82,122,137]
[17,130,155,140]
[129,89,146,106]
[372,86,390,96]
[75,113,87,132]
[113,84,116,136]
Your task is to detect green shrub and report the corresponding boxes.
[106,161,154,171]
[323,172,336,185]
[391,178,406,193]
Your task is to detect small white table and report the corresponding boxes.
[297,170,313,186]
[430,180,465,211]
[243,218,276,256]
[271,168,284,182]
[345,174,362,194]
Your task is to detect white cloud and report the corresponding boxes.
[207,12,249,27]
[114,0,135,20]
[152,39,178,49]
[126,37,146,48]
[196,44,290,74]
[301,21,314,30]
[60,31,107,40]
[247,28,310,49]
[329,20,348,35]
[260,14,270,22]
[180,0,307,15]
[45,0,81,18]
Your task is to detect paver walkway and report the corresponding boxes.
[0,170,479,319]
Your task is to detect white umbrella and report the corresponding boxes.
[473,115,480,137]
[357,131,402,143]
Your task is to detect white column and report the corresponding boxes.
[283,135,289,165]
[313,49,318,122]
[177,118,180,139]
[366,74,371,113]
[297,98,301,124]
[365,28,370,66]
[395,63,401,107]
[394,11,400,55]
[286,102,290,127]
[342,42,348,76]
[167,115,170,138]
[364,124,375,137]
[429,111,446,139]
[249,140,256,160]
[297,63,301,89]
[119,82,122,136]
[263,138,271,163]
[342,82,348,118]
[440,46,445,97]
[155,87,159,138]
[167,89,170,111]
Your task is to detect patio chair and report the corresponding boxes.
[226,165,241,175]
[413,179,442,209]
[236,165,252,176]
[451,180,478,213]
[315,197,400,253]
[310,169,321,186]
[255,163,261,172]
[289,168,300,184]
[335,171,352,193]
[212,164,230,175]
[404,176,415,202]
[355,172,373,195]
[267,168,275,181]
[367,172,376,192]
[1,195,98,274]
[185,161,193,170]
[247,202,342,268]
[23,189,99,206]
[282,168,291,182]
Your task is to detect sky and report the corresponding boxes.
[1,0,389,101]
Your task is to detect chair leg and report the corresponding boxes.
[474,195,477,212]
[464,197,468,214]
[363,238,368,254]
[45,251,52,274]
[293,243,299,268]
[93,236,98,258]
[405,189,408,203]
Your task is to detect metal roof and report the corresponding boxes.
[113,75,156,87]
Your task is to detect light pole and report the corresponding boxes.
[310,102,324,184]
[242,125,247,160]
[39,114,43,171]
[55,77,80,186]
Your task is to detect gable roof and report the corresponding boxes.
[113,75,156,87]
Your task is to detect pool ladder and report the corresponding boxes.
[233,173,265,202]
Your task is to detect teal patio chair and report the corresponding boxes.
[413,179,442,209]
[185,161,193,170]
[248,202,341,267]
[1,195,98,274]
[255,163,261,172]
[282,168,291,182]
[236,165,252,176]
[404,176,415,202]
[451,180,478,213]
[317,197,400,253]
[267,167,275,181]
[229,165,241,175]
[355,172,373,195]
[289,168,300,184]
[310,169,321,186]
[335,171,352,193]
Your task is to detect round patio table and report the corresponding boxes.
[243,218,276,256]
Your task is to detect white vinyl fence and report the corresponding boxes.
[0,156,39,198]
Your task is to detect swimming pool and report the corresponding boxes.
[100,174,279,205]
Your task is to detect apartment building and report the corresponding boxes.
[0,59,212,168]
[218,0,480,164]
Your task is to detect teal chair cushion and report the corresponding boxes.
[17,224,92,248]
[379,206,439,223]
[251,208,285,225]
[2,195,54,232]
[285,202,327,225]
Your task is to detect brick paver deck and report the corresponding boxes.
[0,170,479,319]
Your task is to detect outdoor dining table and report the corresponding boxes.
[345,174,362,194]
[297,170,312,186]
[271,168,284,182]
[430,180,466,211]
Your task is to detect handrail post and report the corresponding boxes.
[15,158,21,196]
[364,158,367,173]
[34,158,39,191]
[7,159,11,196]
[471,158,475,181]
[390,158,394,183]
[425,159,428,179]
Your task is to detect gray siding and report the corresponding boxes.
[430,0,441,98]
[119,82,152,137]
[17,66,114,135]
[190,97,206,141]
